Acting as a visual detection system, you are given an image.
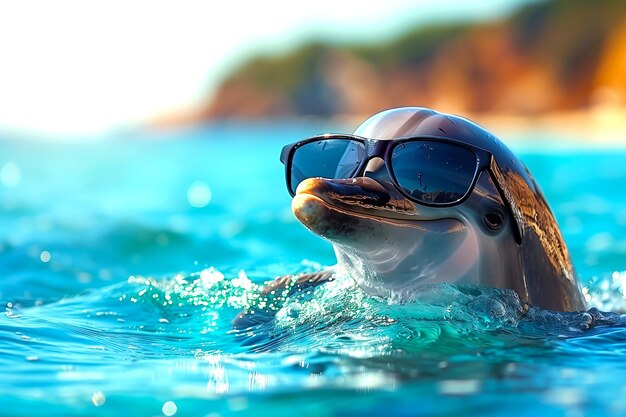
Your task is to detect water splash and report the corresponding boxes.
[114,267,536,358]
[118,266,626,356]
[124,268,262,310]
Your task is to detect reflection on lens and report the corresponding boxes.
[391,141,477,204]
[290,139,365,193]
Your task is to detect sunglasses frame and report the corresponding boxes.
[280,134,494,208]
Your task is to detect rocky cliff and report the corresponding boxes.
[187,0,626,122]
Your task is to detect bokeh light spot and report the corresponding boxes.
[186,181,212,208]
[162,400,177,416]
[0,162,21,187]
[40,251,51,263]
[91,391,106,407]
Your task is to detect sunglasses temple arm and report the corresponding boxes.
[487,168,523,245]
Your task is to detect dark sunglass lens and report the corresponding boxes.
[290,139,365,194]
[391,141,478,204]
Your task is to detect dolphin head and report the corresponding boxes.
[287,107,585,311]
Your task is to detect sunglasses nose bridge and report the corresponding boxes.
[358,139,393,180]
[360,156,394,183]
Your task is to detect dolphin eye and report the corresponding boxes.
[484,212,504,231]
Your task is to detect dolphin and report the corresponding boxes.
[292,107,587,311]
[234,107,585,328]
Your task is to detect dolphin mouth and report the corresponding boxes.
[292,178,467,240]
[294,177,418,220]
[292,192,465,243]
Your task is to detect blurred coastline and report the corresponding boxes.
[150,0,626,144]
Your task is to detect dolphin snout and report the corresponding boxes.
[326,178,392,206]
[295,177,416,215]
[296,177,388,201]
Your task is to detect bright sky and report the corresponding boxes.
[0,0,532,136]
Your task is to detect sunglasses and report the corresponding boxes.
[280,134,493,207]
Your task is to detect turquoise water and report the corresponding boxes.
[2,123,626,417]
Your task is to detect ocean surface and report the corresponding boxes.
[2,122,626,417]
